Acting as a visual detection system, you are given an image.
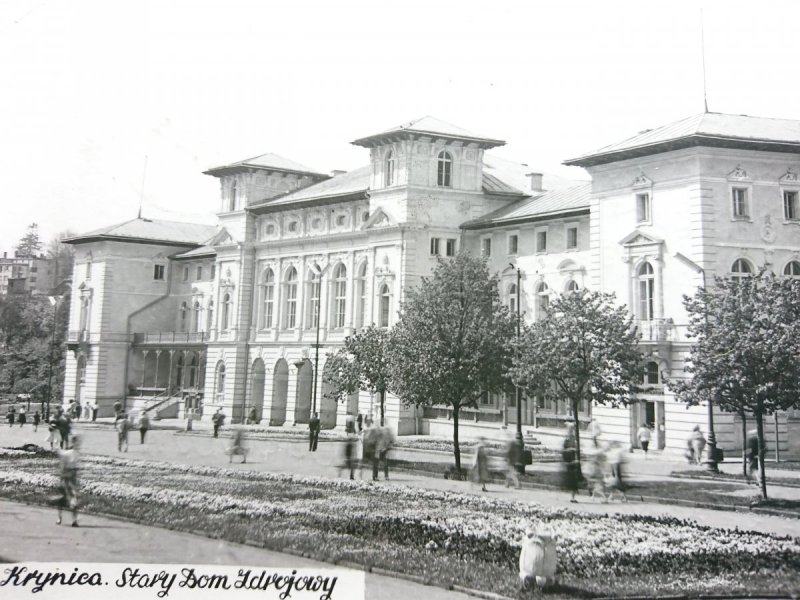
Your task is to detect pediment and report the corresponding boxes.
[780,169,800,185]
[631,172,653,188]
[618,229,663,246]
[209,228,234,246]
[361,207,396,230]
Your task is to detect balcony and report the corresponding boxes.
[637,318,689,342]
[133,331,208,346]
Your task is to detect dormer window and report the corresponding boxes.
[385,150,395,186]
[437,151,452,187]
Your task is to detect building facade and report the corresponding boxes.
[63,114,799,453]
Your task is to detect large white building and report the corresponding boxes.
[63,114,799,454]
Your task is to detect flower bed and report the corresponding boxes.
[1,448,799,598]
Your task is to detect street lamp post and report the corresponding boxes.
[674,252,718,473]
[46,295,62,422]
[509,264,524,446]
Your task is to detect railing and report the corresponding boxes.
[66,330,131,344]
[133,332,208,344]
[637,319,691,342]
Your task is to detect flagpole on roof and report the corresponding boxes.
[138,155,148,219]
[701,9,709,113]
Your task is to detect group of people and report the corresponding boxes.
[113,410,150,452]
[562,423,629,503]
[6,405,41,430]
[335,412,394,482]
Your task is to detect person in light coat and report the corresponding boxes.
[471,437,490,492]
[519,524,557,591]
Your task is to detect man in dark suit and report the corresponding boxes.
[309,412,321,452]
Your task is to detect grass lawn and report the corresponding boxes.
[1,446,799,599]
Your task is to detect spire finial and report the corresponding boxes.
[701,9,709,113]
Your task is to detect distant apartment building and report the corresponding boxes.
[0,252,57,295]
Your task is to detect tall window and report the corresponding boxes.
[308,273,321,328]
[379,284,391,327]
[565,280,579,293]
[536,230,547,253]
[508,283,518,314]
[637,262,655,321]
[193,301,201,332]
[643,361,660,385]
[179,302,188,332]
[215,362,226,404]
[196,266,202,280]
[566,226,578,250]
[636,193,651,223]
[437,151,452,187]
[430,238,440,256]
[182,266,189,282]
[385,150,395,186]
[221,293,232,330]
[731,258,753,281]
[356,262,367,328]
[784,260,800,277]
[445,238,457,257]
[508,234,518,255]
[285,267,298,328]
[536,282,549,320]
[78,296,91,337]
[153,264,165,281]
[732,188,749,219]
[261,269,275,329]
[229,181,237,211]
[333,264,347,328]
[85,259,92,281]
[206,300,214,331]
[481,237,492,257]
[785,190,799,221]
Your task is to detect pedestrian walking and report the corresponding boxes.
[18,407,26,428]
[212,409,225,438]
[356,412,363,433]
[362,424,380,481]
[471,436,490,492]
[589,419,602,448]
[364,412,374,429]
[637,423,651,458]
[345,413,355,434]
[138,412,150,444]
[339,434,358,480]
[56,409,71,449]
[116,413,130,452]
[51,435,81,527]
[561,425,580,503]
[84,403,91,421]
[607,441,628,502]
[308,412,321,452]
[504,435,522,489]
[376,426,394,480]
[7,406,15,427]
[91,402,98,422]
[226,428,248,463]
[113,400,122,418]
[688,425,706,465]
[33,410,40,432]
[746,429,763,485]
[46,416,59,450]
[248,406,258,425]
[587,448,608,502]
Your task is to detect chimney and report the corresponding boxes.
[526,172,544,193]
[331,170,347,177]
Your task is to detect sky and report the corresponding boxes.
[3,0,800,252]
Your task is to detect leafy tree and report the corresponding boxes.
[388,252,516,472]
[15,223,42,258]
[322,325,393,426]
[668,271,800,500]
[512,289,644,474]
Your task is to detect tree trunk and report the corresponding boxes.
[379,389,385,427]
[755,408,768,500]
[453,405,461,474]
[740,410,748,477]
[572,397,583,477]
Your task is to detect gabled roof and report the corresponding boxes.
[566,112,800,167]
[351,116,505,149]
[461,183,591,230]
[64,218,219,247]
[203,152,328,178]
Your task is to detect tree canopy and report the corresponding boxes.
[322,325,393,426]
[668,271,800,499]
[512,289,644,470]
[389,252,516,471]
[15,223,42,258]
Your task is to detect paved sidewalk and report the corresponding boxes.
[0,499,474,600]
[2,423,799,537]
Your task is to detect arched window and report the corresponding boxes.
[206,299,214,332]
[637,262,655,321]
[508,283,518,314]
[385,150,395,187]
[261,269,275,329]
[215,361,226,404]
[731,258,753,281]
[333,263,347,328]
[355,262,367,328]
[437,150,452,187]
[221,293,232,331]
[285,267,298,329]
[379,283,391,327]
[192,301,201,333]
[308,270,321,328]
[179,302,188,332]
[229,181,237,211]
[536,282,549,320]
[643,361,660,385]
[565,280,579,294]
[784,260,800,277]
